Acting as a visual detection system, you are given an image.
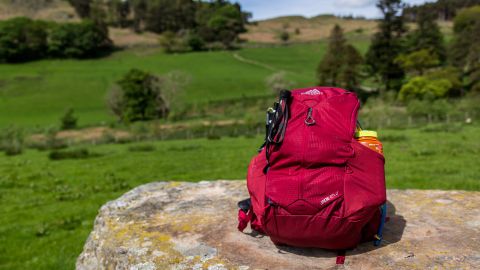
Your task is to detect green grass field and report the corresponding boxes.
[0,38,372,128]
[0,20,475,270]
[1,124,479,269]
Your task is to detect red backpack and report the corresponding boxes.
[237,87,387,264]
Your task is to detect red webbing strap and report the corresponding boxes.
[237,209,252,232]
[336,250,346,265]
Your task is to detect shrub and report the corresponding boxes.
[395,49,440,75]
[399,76,452,101]
[407,99,454,121]
[380,134,408,142]
[159,31,188,53]
[113,69,165,122]
[107,69,189,123]
[48,148,102,160]
[186,31,205,51]
[425,67,463,97]
[279,30,290,43]
[0,126,24,156]
[265,71,294,96]
[0,17,48,63]
[128,144,156,152]
[159,30,205,53]
[29,127,68,151]
[60,108,78,130]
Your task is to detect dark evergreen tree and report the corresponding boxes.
[68,0,92,18]
[451,6,480,92]
[366,0,407,92]
[341,44,364,92]
[406,7,446,63]
[317,25,347,86]
[108,0,130,28]
[403,0,480,22]
[317,25,364,92]
[131,0,147,32]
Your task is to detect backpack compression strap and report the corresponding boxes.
[237,198,264,233]
[264,90,291,172]
[374,203,387,246]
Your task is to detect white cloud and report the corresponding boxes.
[334,0,376,8]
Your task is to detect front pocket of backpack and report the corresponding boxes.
[265,211,363,249]
[343,140,386,219]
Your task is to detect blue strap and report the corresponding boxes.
[374,203,387,246]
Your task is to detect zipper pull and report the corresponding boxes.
[305,107,316,126]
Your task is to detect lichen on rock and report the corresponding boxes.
[77,181,480,270]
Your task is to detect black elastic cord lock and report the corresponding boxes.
[237,198,252,213]
[279,89,292,99]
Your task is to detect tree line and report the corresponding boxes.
[0,17,112,63]
[67,0,251,50]
[317,0,480,103]
[403,0,480,21]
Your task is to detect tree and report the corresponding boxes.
[145,0,196,33]
[279,30,290,43]
[196,1,249,48]
[0,17,48,63]
[451,6,480,92]
[48,20,113,58]
[341,44,364,91]
[68,0,92,18]
[366,0,407,92]
[317,25,347,86]
[317,25,364,91]
[117,69,163,122]
[157,71,190,118]
[405,7,446,63]
[403,0,480,22]
[425,66,463,97]
[60,108,78,130]
[131,0,147,32]
[395,49,440,75]
[398,76,452,101]
[108,69,189,122]
[107,0,130,27]
[159,31,184,53]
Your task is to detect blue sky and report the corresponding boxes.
[236,0,435,20]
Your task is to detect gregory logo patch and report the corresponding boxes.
[301,89,322,95]
[320,191,339,205]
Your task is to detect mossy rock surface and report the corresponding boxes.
[77,181,480,270]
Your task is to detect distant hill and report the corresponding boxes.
[0,1,453,45]
[0,0,77,21]
[240,15,378,43]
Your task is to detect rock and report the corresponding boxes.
[77,181,480,270]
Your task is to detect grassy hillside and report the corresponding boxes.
[1,124,479,269]
[0,39,372,128]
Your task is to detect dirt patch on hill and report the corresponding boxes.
[109,28,160,48]
[0,0,77,22]
[241,16,378,43]
[29,120,245,144]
